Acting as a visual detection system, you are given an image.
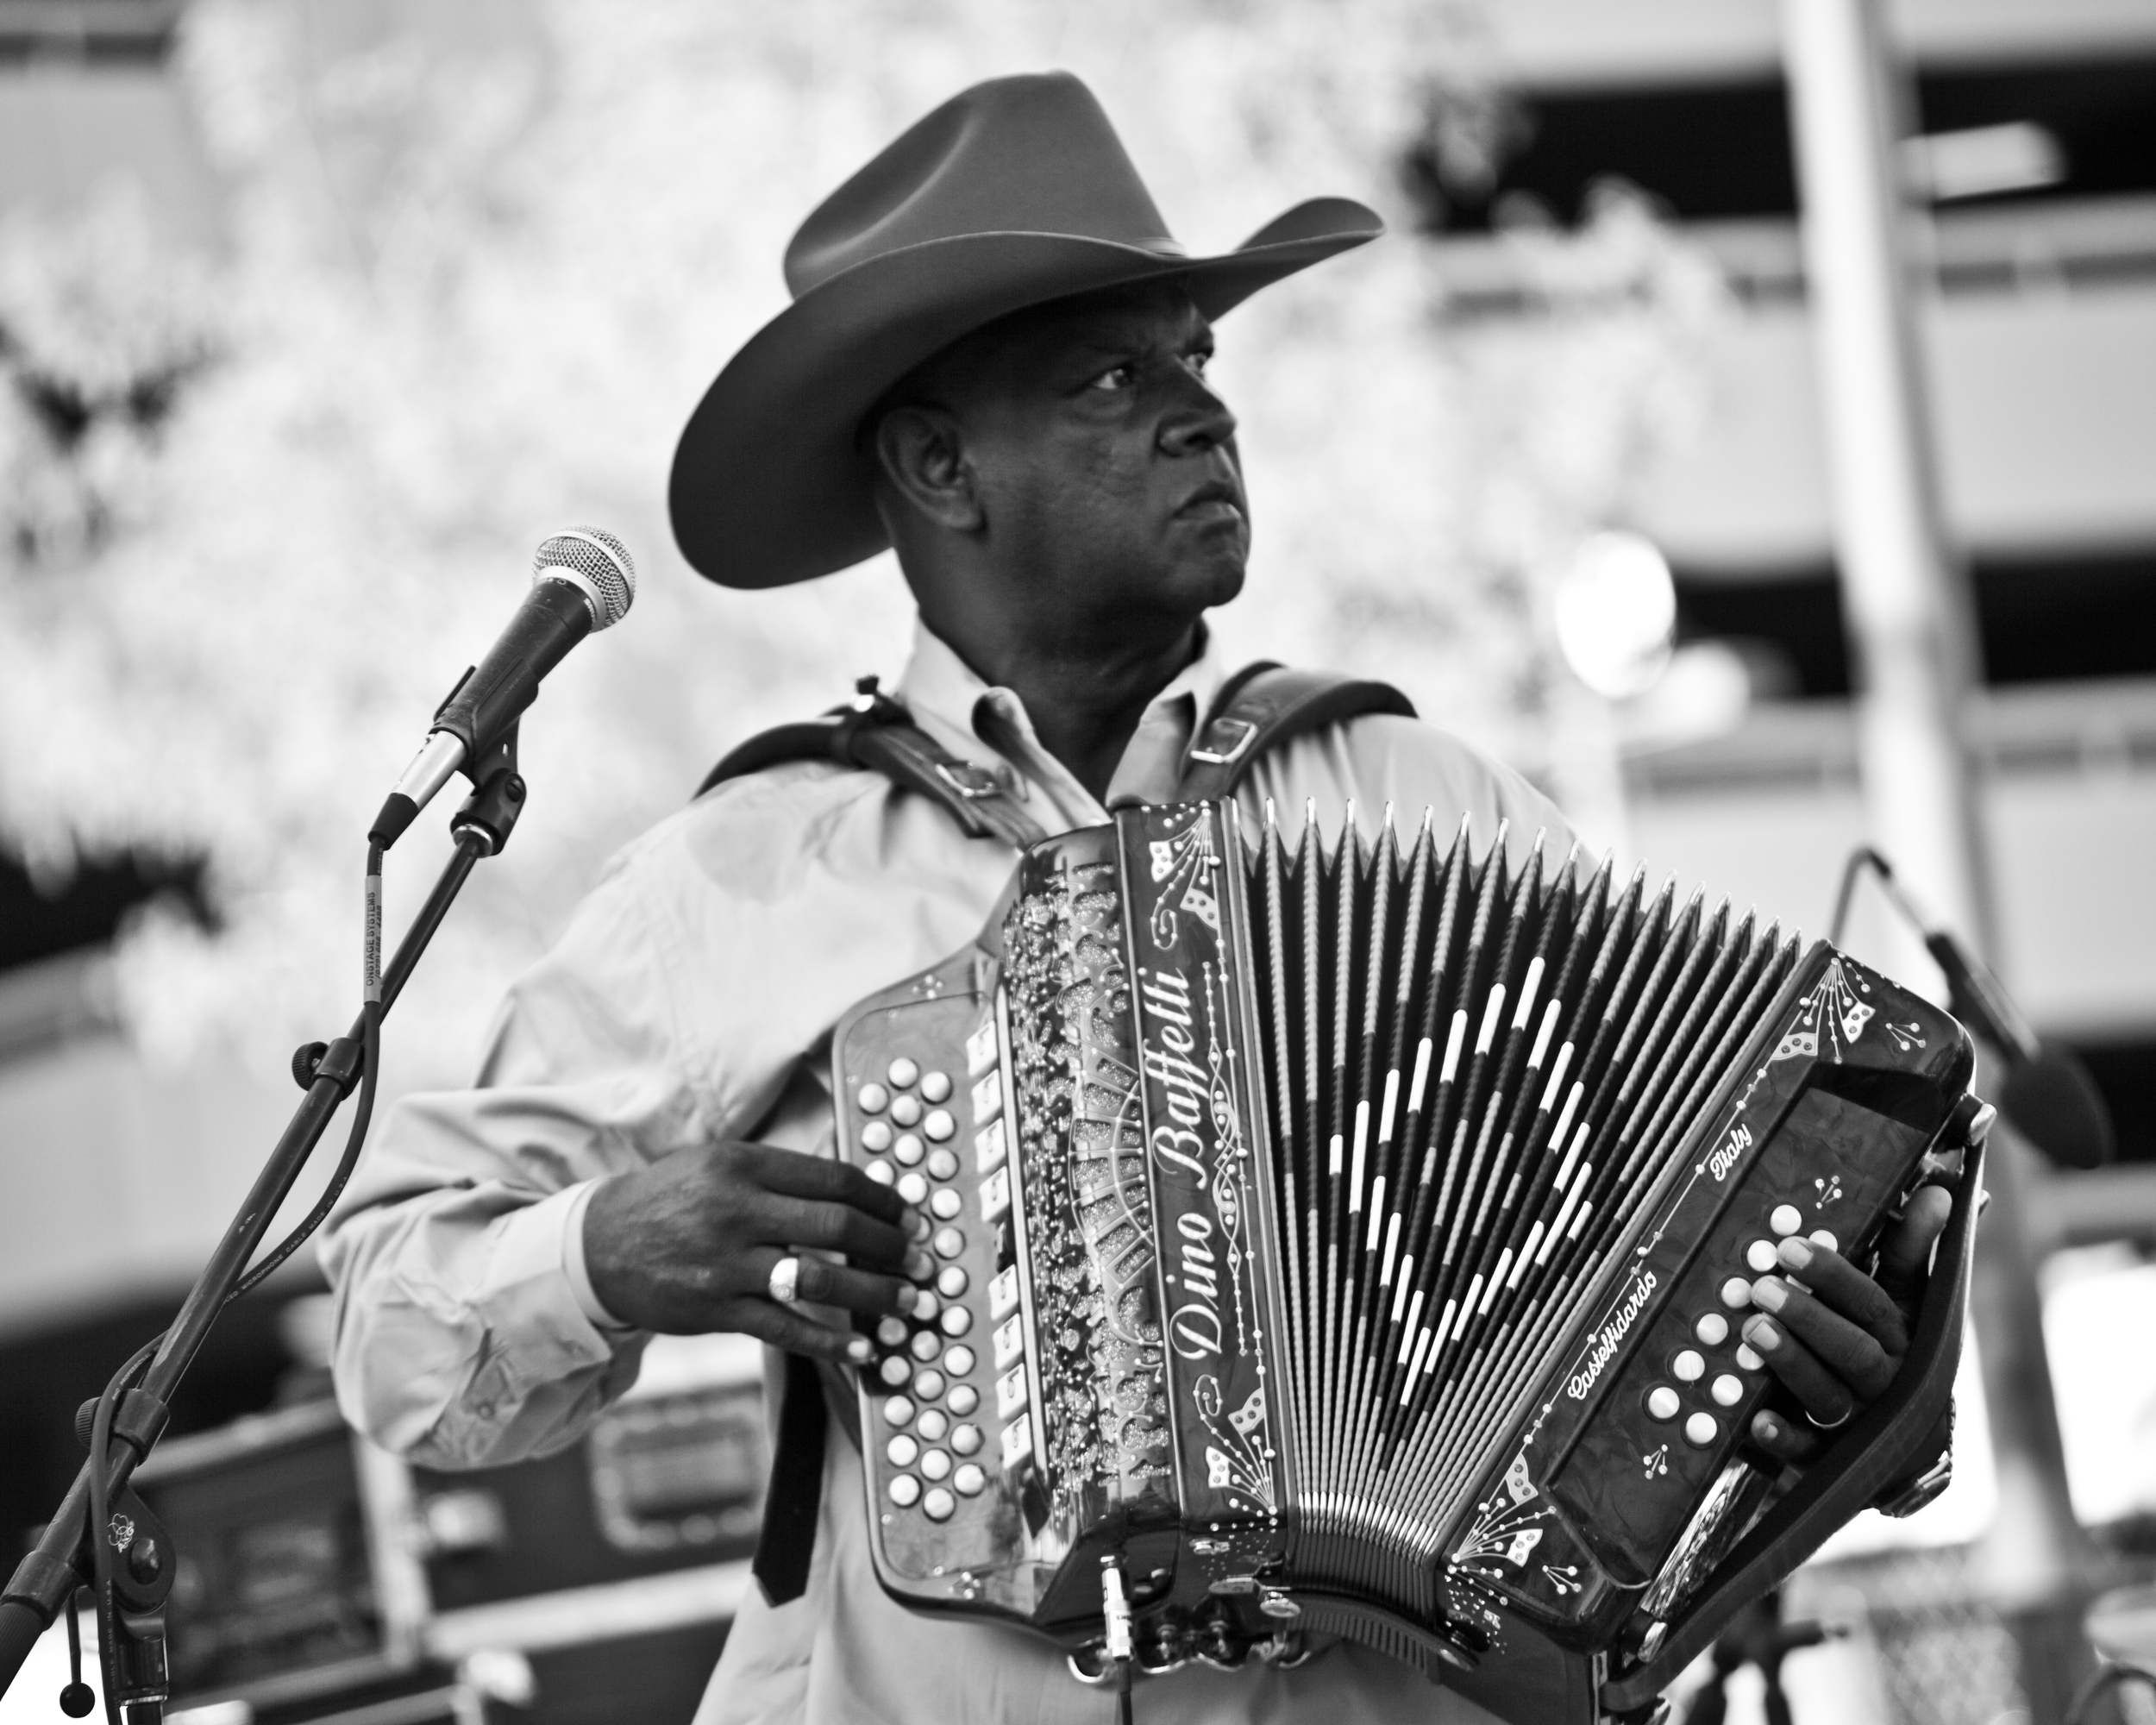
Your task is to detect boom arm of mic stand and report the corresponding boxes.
[0,756,528,1702]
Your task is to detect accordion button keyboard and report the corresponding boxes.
[1684,1412,1718,1446]
[894,1132,924,1166]
[950,1422,982,1456]
[887,1434,919,1468]
[920,1448,952,1483]
[1720,1276,1752,1309]
[930,1189,963,1221]
[1771,1203,1802,1236]
[909,1330,941,1364]
[923,1486,956,1522]
[865,1159,894,1186]
[887,1057,920,1089]
[939,1305,973,1338]
[888,1474,922,1508]
[933,1226,966,1258]
[1671,1349,1705,1383]
[936,1264,968,1299]
[912,1368,946,1401]
[988,1267,1019,1320]
[1809,1229,1839,1252]
[943,1346,976,1379]
[1645,1386,1681,1421]
[879,1356,911,1389]
[883,1396,913,1427]
[1735,1343,1765,1371]
[947,1383,980,1417]
[927,1147,960,1182]
[1745,1239,1779,1273]
[1710,1374,1745,1407]
[861,1120,893,1151]
[924,1108,956,1142]
[953,1463,986,1497]
[1694,1313,1730,1346]
[920,1070,952,1103]
[857,1082,890,1114]
[917,1408,949,1441]
[891,1095,924,1128]
[897,1172,929,1207]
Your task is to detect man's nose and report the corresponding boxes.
[1158,368,1237,457]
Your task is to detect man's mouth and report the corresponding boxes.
[1178,480,1244,521]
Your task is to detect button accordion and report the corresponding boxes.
[830,799,1982,1723]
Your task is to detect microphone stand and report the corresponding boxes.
[0,729,527,1721]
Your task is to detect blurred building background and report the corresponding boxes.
[0,1,2151,1722]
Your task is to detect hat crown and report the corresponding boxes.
[784,72,1183,298]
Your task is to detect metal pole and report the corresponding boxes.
[1778,3,2099,1720]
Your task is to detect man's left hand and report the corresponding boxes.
[1740,1182,1953,1466]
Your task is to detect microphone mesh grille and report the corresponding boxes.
[534,528,636,629]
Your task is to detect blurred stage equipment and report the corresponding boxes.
[0,530,636,1724]
[1780,1,2102,1720]
[1675,1590,1842,1725]
[1553,530,1677,699]
[128,1334,761,1723]
[370,529,637,850]
[1832,847,2115,1171]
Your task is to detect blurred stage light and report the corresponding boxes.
[1903,122,2065,203]
[1553,530,1677,699]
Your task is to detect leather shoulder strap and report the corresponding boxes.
[696,681,1048,850]
[1177,662,1417,802]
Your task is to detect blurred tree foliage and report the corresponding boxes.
[0,0,1728,1082]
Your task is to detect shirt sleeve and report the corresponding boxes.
[319,845,704,1470]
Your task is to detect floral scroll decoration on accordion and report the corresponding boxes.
[1144,807,1224,950]
[1769,954,1924,1065]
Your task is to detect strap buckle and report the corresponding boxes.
[1188,716,1259,768]
[935,761,1006,801]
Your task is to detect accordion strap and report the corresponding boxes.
[1176,662,1416,801]
[1600,1136,1988,1714]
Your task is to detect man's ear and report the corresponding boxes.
[873,405,983,534]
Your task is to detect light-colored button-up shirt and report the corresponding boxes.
[323,618,1573,1725]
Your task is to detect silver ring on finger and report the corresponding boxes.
[768,1254,803,1306]
[1806,1402,1853,1431]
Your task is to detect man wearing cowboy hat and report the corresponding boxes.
[325,72,1953,1723]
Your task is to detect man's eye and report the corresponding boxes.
[1190,351,1211,375]
[1088,365,1135,392]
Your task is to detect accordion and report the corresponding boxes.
[830,799,1984,1723]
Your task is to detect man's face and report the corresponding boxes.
[893,279,1249,645]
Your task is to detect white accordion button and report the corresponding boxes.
[996,1365,1028,1418]
[948,1383,981,1416]
[924,1109,956,1143]
[888,1474,921,1508]
[921,1070,953,1103]
[954,1463,987,1496]
[951,1423,983,1456]
[993,1315,1025,1370]
[890,1094,924,1128]
[927,1148,960,1182]
[1770,1204,1802,1236]
[861,1120,893,1152]
[887,1057,920,1089]
[971,1071,1003,1125]
[917,1408,949,1442]
[1000,1420,1031,1468]
[897,1172,929,1207]
[936,1264,969,1299]
[988,1266,1020,1320]
[1745,1239,1779,1273]
[965,1020,998,1077]
[910,1330,941,1364]
[880,1356,911,1388]
[865,1160,894,1187]
[1684,1412,1718,1446]
[1720,1277,1752,1309]
[920,1448,952,1483]
[981,1168,1012,1222]
[1646,1386,1681,1421]
[887,1433,919,1467]
[1711,1374,1744,1407]
[883,1396,913,1427]
[1694,1313,1729,1346]
[857,1083,889,1114]
[930,1189,962,1221]
[912,1368,946,1401]
[975,1119,1008,1175]
[1809,1229,1839,1252]
[876,1315,908,1348]
[939,1305,973,1338]
[894,1134,924,1167]
[1672,1350,1705,1383]
[922,1486,956,1522]
[933,1226,966,1258]
[1735,1343,1765,1371]
[943,1344,975,1377]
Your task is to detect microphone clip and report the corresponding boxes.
[449,724,526,857]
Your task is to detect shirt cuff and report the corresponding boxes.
[561,1177,634,1333]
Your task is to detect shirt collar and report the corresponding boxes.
[893,616,1228,834]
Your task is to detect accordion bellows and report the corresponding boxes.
[832,800,1975,1722]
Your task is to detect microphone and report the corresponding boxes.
[1832,847,2115,1170]
[369,529,636,849]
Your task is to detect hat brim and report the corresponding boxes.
[669,197,1383,589]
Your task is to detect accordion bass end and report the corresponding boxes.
[831,800,1982,1723]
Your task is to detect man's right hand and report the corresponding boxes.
[583,1143,924,1364]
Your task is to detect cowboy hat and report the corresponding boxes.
[668,70,1382,589]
